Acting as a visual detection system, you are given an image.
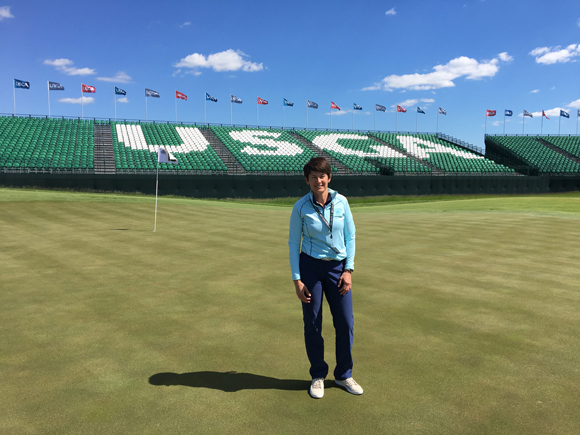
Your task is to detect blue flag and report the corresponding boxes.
[307,100,318,109]
[206,93,217,102]
[230,95,242,104]
[505,110,513,116]
[353,103,362,111]
[438,107,446,115]
[49,81,64,91]
[14,79,30,89]
[375,104,386,112]
[417,107,425,114]
[284,98,294,107]
[115,87,126,96]
[145,88,160,98]
[523,110,533,118]
[560,110,570,118]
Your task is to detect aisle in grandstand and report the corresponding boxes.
[486,135,580,175]
[2,115,580,176]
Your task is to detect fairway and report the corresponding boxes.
[1,188,580,434]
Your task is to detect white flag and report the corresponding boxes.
[157,147,178,164]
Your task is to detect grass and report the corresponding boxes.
[1,187,580,434]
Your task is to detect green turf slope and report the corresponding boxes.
[1,188,580,434]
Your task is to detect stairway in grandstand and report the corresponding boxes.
[370,134,444,175]
[94,124,116,174]
[199,128,246,175]
[289,132,350,175]
[536,138,580,165]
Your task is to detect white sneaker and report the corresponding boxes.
[335,377,363,395]
[309,378,325,399]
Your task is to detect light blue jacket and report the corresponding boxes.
[288,188,355,280]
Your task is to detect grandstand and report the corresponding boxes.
[1,115,580,179]
[485,135,580,175]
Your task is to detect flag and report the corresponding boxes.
[560,110,569,118]
[230,95,242,104]
[486,110,496,117]
[158,147,178,164]
[353,103,362,111]
[331,101,340,110]
[542,110,549,120]
[284,98,294,107]
[145,88,160,98]
[176,90,187,100]
[115,86,126,95]
[257,97,268,105]
[505,110,513,116]
[438,107,446,115]
[523,110,533,118]
[49,81,64,91]
[14,79,30,89]
[578,110,580,117]
[206,93,217,102]
[307,100,318,109]
[397,105,407,113]
[375,104,386,112]
[417,107,425,114]
[82,84,95,93]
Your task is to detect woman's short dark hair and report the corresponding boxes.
[304,157,331,178]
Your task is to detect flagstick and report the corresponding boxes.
[81,85,84,119]
[47,81,51,117]
[559,114,561,135]
[154,159,159,232]
[416,110,418,133]
[522,111,525,134]
[114,86,116,122]
[395,110,398,132]
[230,99,232,126]
[146,96,148,122]
[306,103,308,129]
[577,113,579,135]
[436,111,439,133]
[330,106,332,130]
[485,113,487,136]
[541,114,543,135]
[204,94,207,125]
[374,109,376,131]
[13,83,16,115]
[257,100,259,127]
[352,108,354,130]
[175,90,177,123]
[503,112,506,134]
[283,102,285,129]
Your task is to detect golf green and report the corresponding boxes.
[1,188,580,434]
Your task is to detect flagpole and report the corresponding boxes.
[374,109,376,131]
[114,86,116,122]
[485,112,487,136]
[541,113,543,135]
[47,81,51,117]
[283,101,285,129]
[230,99,232,126]
[352,107,354,130]
[416,110,418,133]
[306,102,308,129]
[330,105,332,130]
[522,110,525,134]
[154,159,159,232]
[559,113,561,135]
[503,112,506,134]
[577,112,579,135]
[13,81,16,115]
[436,111,439,133]
[81,84,84,119]
[395,110,398,132]
[175,90,177,123]
[257,99,259,127]
[146,96,148,122]
[204,94,207,125]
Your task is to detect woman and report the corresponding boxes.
[288,157,363,399]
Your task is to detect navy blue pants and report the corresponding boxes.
[300,252,354,380]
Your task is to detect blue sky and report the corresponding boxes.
[2,0,580,148]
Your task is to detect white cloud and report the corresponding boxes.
[180,21,191,28]
[174,49,263,73]
[530,89,539,93]
[498,52,513,62]
[362,84,381,91]
[529,44,580,64]
[491,121,502,126]
[577,18,580,28]
[568,99,580,108]
[393,98,435,108]
[0,5,14,20]
[116,97,129,103]
[365,53,511,91]
[97,71,132,83]
[44,58,96,76]
[385,8,396,16]
[59,97,95,104]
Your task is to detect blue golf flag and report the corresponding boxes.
[145,88,160,98]
[417,107,425,114]
[560,110,570,118]
[206,93,217,102]
[115,87,126,96]
[230,95,242,104]
[307,100,318,109]
[14,79,30,89]
[353,103,362,110]
[505,110,513,116]
[375,104,386,112]
[438,107,446,115]
[284,98,294,107]
[49,81,64,91]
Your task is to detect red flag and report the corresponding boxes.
[257,97,268,105]
[175,91,187,100]
[542,110,550,119]
[397,105,407,113]
[486,110,496,116]
[82,84,95,93]
[331,101,340,110]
